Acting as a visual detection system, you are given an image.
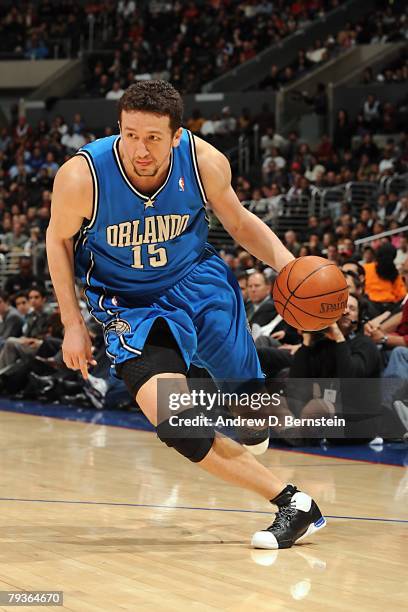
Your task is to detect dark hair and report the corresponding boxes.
[343,258,366,278]
[348,291,365,329]
[375,243,399,282]
[118,81,183,133]
[343,270,362,291]
[236,271,248,282]
[14,291,28,302]
[0,290,9,302]
[28,285,47,298]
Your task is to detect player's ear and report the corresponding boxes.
[172,127,183,148]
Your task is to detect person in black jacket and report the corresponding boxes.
[288,293,382,439]
[4,256,44,300]
[245,271,277,327]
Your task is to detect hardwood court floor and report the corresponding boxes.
[0,410,406,611]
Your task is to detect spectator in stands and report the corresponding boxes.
[41,152,59,179]
[8,157,32,181]
[392,196,408,225]
[97,73,110,98]
[186,109,205,134]
[61,127,86,155]
[0,218,28,253]
[217,107,237,135]
[25,33,49,60]
[316,134,333,162]
[259,64,280,90]
[288,293,382,432]
[333,109,353,151]
[254,103,275,133]
[394,235,408,270]
[14,292,30,318]
[106,80,125,100]
[303,82,328,117]
[200,114,217,138]
[14,117,32,143]
[363,243,407,314]
[283,230,301,257]
[361,245,376,264]
[236,272,249,306]
[362,93,381,129]
[365,296,408,351]
[245,271,276,328]
[4,256,43,299]
[356,133,380,163]
[260,127,287,158]
[362,67,374,84]
[0,290,23,348]
[237,108,253,134]
[0,286,50,374]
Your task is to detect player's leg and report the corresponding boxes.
[136,371,285,498]
[118,319,326,549]
[189,257,326,548]
[117,319,284,496]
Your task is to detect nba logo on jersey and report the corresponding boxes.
[178,176,185,191]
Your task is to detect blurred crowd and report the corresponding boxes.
[0,0,88,58]
[363,48,408,85]
[258,1,408,91]
[83,0,344,96]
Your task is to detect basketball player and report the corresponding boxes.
[46,81,325,549]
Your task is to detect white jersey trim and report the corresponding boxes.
[187,130,208,205]
[75,150,99,230]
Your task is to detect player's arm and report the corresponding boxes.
[195,137,294,272]
[46,156,96,378]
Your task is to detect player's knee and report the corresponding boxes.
[157,407,215,462]
[116,348,186,399]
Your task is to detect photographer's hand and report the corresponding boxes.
[325,323,345,343]
[302,332,313,346]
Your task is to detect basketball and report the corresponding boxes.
[272,256,349,331]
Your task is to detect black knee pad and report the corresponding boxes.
[157,407,215,462]
[116,319,187,397]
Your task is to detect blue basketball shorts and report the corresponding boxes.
[85,251,263,381]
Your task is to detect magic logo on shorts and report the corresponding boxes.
[104,318,131,336]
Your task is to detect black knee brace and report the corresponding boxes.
[156,407,215,462]
[116,319,187,397]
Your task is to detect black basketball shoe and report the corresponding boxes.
[252,484,326,549]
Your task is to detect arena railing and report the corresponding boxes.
[354,225,408,247]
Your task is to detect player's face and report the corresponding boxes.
[120,111,182,178]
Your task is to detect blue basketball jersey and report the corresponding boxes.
[74,130,209,299]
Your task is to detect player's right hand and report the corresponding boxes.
[62,321,97,379]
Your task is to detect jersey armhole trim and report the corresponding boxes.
[75,150,99,230]
[187,131,208,205]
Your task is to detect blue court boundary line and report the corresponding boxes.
[0,496,407,524]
